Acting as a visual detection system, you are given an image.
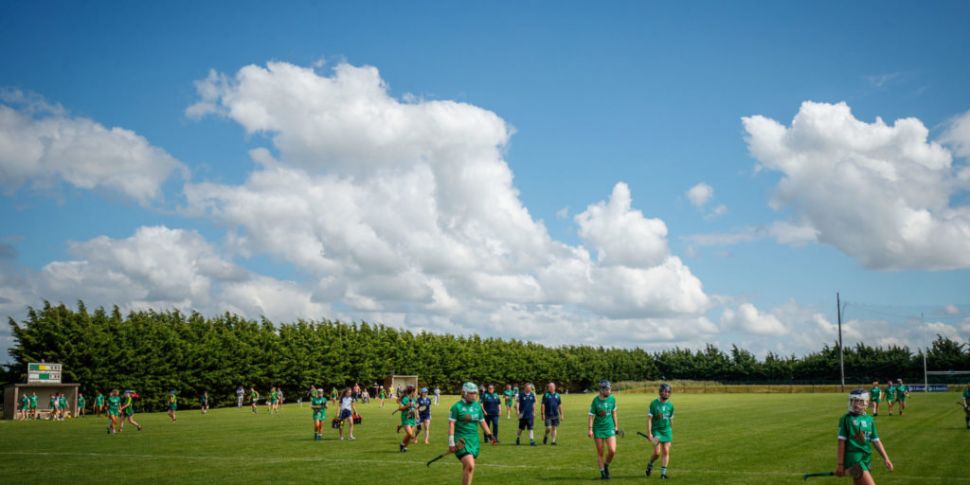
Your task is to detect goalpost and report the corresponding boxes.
[385,375,418,398]
[924,370,970,392]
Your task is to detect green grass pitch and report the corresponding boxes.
[1,392,966,483]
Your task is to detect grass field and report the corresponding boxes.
[0,392,966,484]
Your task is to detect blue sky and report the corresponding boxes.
[2,1,969,358]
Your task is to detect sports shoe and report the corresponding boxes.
[661,475,668,480]
[551,441,557,446]
[543,435,548,444]
[349,435,356,441]
[530,440,537,446]
[646,464,653,476]
[600,470,607,480]
[516,437,520,445]
[603,464,610,479]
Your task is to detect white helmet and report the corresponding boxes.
[848,388,869,414]
[462,382,479,401]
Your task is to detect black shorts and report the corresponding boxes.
[544,416,560,426]
[339,409,353,420]
[518,416,534,430]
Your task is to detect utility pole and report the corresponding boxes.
[837,292,845,392]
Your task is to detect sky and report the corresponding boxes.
[1,0,969,360]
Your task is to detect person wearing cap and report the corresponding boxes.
[646,383,674,479]
[588,379,619,480]
[480,384,502,444]
[449,382,493,485]
[417,387,434,445]
[894,379,909,416]
[837,389,893,483]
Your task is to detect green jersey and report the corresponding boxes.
[838,412,879,469]
[869,386,881,401]
[168,394,178,410]
[400,396,417,426]
[896,384,908,400]
[123,395,134,416]
[78,396,86,408]
[649,398,675,432]
[962,387,970,403]
[107,396,121,416]
[19,396,28,409]
[250,390,259,401]
[589,395,617,438]
[95,394,104,406]
[29,395,38,408]
[886,385,896,399]
[271,391,278,403]
[503,389,515,404]
[310,396,327,420]
[449,399,485,459]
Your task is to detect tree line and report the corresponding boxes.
[3,301,968,410]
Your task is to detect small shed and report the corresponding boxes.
[3,383,80,420]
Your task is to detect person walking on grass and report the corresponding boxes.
[646,383,674,480]
[338,388,357,441]
[449,382,494,485]
[417,387,434,445]
[106,389,122,434]
[961,383,970,430]
[167,389,178,422]
[541,382,563,446]
[503,384,515,419]
[885,381,896,415]
[836,389,894,484]
[28,392,38,420]
[515,382,537,446]
[480,384,502,444]
[200,391,209,414]
[895,379,909,416]
[77,392,86,417]
[588,379,618,480]
[249,387,260,414]
[119,390,143,432]
[398,386,417,452]
[94,391,104,417]
[378,385,386,408]
[311,388,329,441]
[236,385,245,408]
[18,393,29,420]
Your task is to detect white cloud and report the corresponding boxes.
[0,90,186,204]
[944,304,961,316]
[940,110,970,159]
[26,226,327,323]
[743,101,970,270]
[686,182,713,208]
[721,303,787,336]
[182,61,713,345]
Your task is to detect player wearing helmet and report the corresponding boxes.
[588,379,618,480]
[417,387,433,444]
[646,383,674,479]
[449,382,493,485]
[837,389,894,484]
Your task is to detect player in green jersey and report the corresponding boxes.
[94,392,104,417]
[646,383,675,479]
[398,386,418,451]
[269,386,279,414]
[503,384,515,419]
[28,392,38,420]
[18,394,29,420]
[961,383,970,430]
[48,393,58,420]
[449,382,493,485]
[378,386,386,408]
[588,379,619,480]
[869,381,881,416]
[837,389,893,484]
[106,389,122,434]
[250,387,260,413]
[119,390,143,431]
[311,388,329,441]
[894,379,909,415]
[167,389,178,422]
[885,381,896,415]
[60,394,68,419]
[77,393,86,417]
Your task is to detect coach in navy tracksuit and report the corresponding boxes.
[480,383,502,444]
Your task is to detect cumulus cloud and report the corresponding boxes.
[182,61,713,345]
[686,182,713,208]
[940,110,970,159]
[743,101,970,270]
[0,90,186,204]
[721,303,787,336]
[8,226,327,323]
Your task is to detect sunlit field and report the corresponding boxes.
[0,392,966,484]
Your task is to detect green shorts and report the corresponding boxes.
[124,408,134,417]
[455,440,481,460]
[896,396,906,402]
[108,409,120,417]
[844,451,872,473]
[593,428,616,439]
[871,398,880,403]
[401,416,416,427]
[169,404,178,411]
[652,428,672,443]
[313,411,326,421]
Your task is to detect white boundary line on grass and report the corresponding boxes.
[0,451,966,482]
